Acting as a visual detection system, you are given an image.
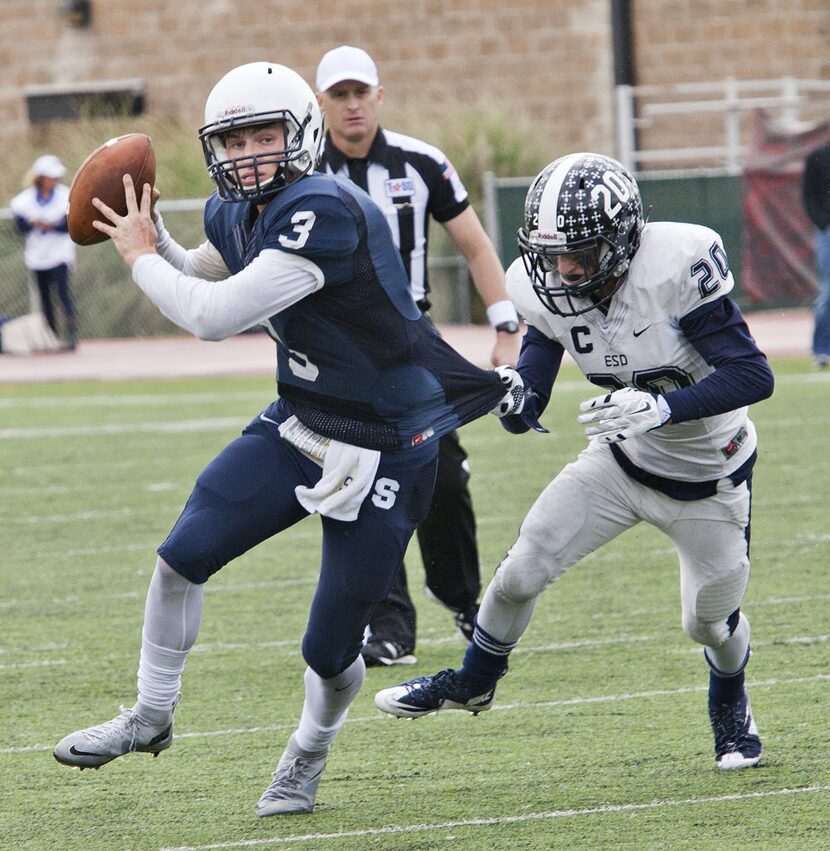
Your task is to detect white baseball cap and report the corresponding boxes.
[316,45,379,93]
[32,155,66,179]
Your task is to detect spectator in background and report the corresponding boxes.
[802,142,830,368]
[10,155,78,351]
[316,45,522,667]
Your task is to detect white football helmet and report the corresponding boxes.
[517,152,644,316]
[199,62,324,203]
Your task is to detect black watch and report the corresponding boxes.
[495,320,520,334]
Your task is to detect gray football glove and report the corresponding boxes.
[490,365,526,417]
[578,387,670,443]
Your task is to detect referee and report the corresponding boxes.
[315,45,521,667]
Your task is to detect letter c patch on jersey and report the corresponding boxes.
[571,325,593,354]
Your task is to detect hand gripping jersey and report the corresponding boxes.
[507,221,759,484]
[204,172,503,451]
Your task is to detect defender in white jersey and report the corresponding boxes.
[515,219,757,484]
[375,153,775,772]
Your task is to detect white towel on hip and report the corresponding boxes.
[278,416,380,521]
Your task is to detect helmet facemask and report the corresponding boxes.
[200,107,316,203]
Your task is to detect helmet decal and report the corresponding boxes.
[518,153,644,317]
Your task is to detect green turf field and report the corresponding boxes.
[1,359,828,850]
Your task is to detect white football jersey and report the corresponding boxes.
[507,221,757,483]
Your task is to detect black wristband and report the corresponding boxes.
[495,320,520,334]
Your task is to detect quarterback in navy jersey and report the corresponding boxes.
[376,153,775,774]
[53,62,516,817]
[201,171,502,449]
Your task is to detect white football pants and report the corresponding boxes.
[479,439,752,654]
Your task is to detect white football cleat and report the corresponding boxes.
[53,694,180,770]
[256,733,329,816]
[375,668,496,719]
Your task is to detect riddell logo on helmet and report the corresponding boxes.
[221,104,254,118]
[532,230,566,245]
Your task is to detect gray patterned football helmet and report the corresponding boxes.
[517,152,644,316]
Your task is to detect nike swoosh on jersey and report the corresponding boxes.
[632,325,652,337]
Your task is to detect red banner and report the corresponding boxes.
[741,111,830,304]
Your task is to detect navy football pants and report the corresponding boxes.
[158,408,438,679]
[368,429,480,646]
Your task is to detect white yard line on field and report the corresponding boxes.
[38,542,159,558]
[158,785,830,850]
[0,391,267,409]
[4,672,828,756]
[1,369,821,416]
[0,371,820,440]
[2,626,826,673]
[0,633,650,672]
[0,642,67,654]
[0,575,319,612]
[0,418,246,439]
[0,659,66,670]
[12,507,135,525]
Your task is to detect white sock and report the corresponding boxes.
[294,655,365,754]
[705,612,751,676]
[135,558,204,716]
[136,639,188,717]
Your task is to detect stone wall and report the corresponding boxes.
[2,0,829,171]
[629,0,830,167]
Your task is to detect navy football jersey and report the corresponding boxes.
[204,173,502,451]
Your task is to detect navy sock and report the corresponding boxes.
[457,623,515,688]
[708,668,745,706]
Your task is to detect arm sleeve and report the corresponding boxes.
[130,248,324,340]
[663,295,774,423]
[501,325,565,433]
[154,212,230,280]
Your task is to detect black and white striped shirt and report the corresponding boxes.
[317,128,469,307]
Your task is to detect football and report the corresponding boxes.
[67,133,156,246]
